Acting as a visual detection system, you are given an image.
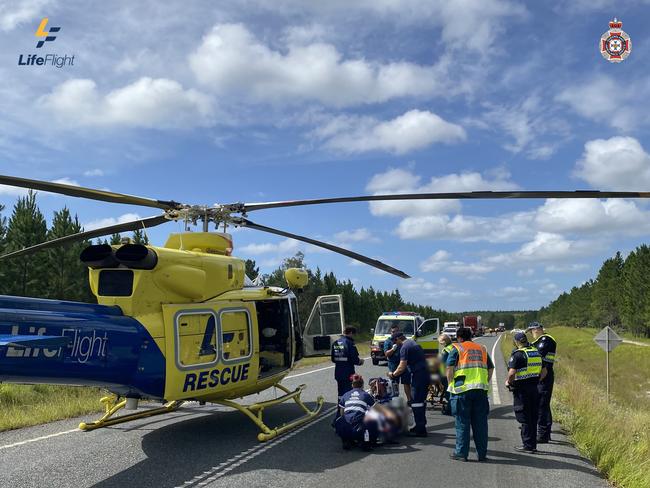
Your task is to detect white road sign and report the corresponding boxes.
[594,326,623,352]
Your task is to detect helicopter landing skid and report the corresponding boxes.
[78,395,184,431]
[214,383,324,442]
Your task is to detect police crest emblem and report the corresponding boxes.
[600,18,631,63]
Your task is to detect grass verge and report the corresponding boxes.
[500,328,650,488]
[0,384,103,432]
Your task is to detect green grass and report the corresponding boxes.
[0,384,103,432]
[500,328,650,488]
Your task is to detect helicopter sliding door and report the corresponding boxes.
[302,295,345,357]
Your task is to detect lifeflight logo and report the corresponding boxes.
[18,17,74,68]
[35,18,60,48]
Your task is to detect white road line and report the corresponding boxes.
[0,428,78,451]
[490,334,502,406]
[0,356,363,452]
[178,406,338,488]
[286,356,371,379]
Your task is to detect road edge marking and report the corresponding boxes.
[0,428,78,451]
[490,334,502,406]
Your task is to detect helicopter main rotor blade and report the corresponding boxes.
[239,218,410,279]
[0,215,169,260]
[241,190,650,212]
[0,174,181,210]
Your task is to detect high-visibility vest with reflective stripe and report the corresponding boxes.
[451,341,489,394]
[532,334,557,363]
[515,346,542,381]
[439,343,455,375]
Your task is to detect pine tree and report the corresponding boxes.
[132,229,149,245]
[45,207,92,302]
[109,233,122,245]
[245,259,260,279]
[4,191,47,297]
[591,253,623,327]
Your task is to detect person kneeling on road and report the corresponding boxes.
[335,374,378,451]
[387,332,430,437]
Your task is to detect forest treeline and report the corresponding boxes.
[539,248,650,337]
[0,192,529,332]
[0,191,147,301]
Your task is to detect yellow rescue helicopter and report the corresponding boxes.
[0,174,645,441]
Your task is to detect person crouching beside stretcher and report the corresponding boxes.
[335,374,378,451]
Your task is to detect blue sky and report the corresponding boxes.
[1,0,650,311]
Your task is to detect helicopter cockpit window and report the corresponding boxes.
[220,309,252,363]
[175,311,218,368]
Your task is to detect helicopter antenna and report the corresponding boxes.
[140,219,150,244]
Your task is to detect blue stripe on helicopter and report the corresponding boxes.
[0,295,166,399]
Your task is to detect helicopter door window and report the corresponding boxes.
[319,297,343,335]
[220,308,252,363]
[175,311,218,368]
[256,299,292,377]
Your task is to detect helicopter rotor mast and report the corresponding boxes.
[1,173,649,279]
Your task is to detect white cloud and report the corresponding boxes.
[254,0,526,56]
[334,228,379,243]
[545,264,589,273]
[493,286,528,297]
[84,169,104,177]
[420,250,452,271]
[0,0,50,31]
[239,238,300,255]
[535,198,650,235]
[420,250,494,274]
[189,23,452,107]
[517,268,535,277]
[487,232,602,265]
[400,277,470,299]
[477,95,564,159]
[575,136,650,191]
[84,213,142,231]
[39,78,215,129]
[556,77,638,131]
[315,110,466,154]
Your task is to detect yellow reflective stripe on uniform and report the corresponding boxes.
[532,334,557,363]
[514,346,542,381]
[452,342,489,394]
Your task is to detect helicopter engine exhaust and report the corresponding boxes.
[80,244,119,269]
[115,244,158,270]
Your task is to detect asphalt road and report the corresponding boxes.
[0,335,609,488]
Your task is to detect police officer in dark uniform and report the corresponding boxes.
[331,326,364,417]
[387,332,430,437]
[506,332,547,453]
[528,322,557,443]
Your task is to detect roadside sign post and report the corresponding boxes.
[593,326,623,402]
